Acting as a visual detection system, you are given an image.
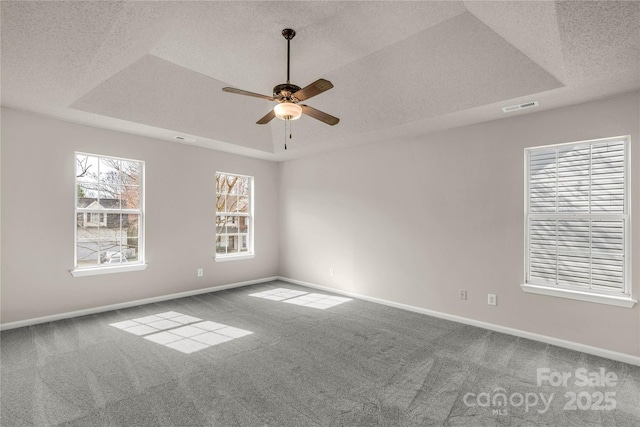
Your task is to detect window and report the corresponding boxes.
[522,136,634,307]
[73,153,145,275]
[215,172,253,260]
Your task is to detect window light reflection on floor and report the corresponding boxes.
[249,288,352,309]
[109,311,252,354]
[283,293,351,309]
[248,288,308,301]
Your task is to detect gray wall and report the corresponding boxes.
[279,91,640,357]
[1,108,279,323]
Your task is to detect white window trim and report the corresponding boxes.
[214,253,256,262]
[71,264,148,277]
[215,172,254,261]
[522,136,634,307]
[521,284,636,308]
[72,152,145,276]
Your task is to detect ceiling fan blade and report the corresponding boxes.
[256,109,276,125]
[300,105,340,126]
[293,79,333,102]
[222,87,274,101]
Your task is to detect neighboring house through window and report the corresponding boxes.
[83,211,107,227]
[215,172,253,260]
[74,153,144,273]
[522,136,634,307]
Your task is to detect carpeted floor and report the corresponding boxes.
[1,280,639,426]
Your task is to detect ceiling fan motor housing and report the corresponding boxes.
[273,83,301,100]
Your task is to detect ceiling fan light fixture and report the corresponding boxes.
[274,102,302,120]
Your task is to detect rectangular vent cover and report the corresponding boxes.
[502,101,539,113]
[174,136,196,143]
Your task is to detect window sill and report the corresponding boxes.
[71,264,148,277]
[214,253,255,262]
[521,283,637,308]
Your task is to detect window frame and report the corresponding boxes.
[521,136,635,307]
[71,152,147,277]
[214,172,255,262]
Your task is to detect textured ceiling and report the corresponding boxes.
[2,1,639,161]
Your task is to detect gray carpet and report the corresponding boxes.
[1,280,639,426]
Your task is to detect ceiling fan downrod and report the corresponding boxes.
[282,28,295,84]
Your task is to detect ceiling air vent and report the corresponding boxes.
[502,101,539,113]
[174,135,196,143]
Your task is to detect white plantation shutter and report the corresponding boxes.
[525,137,629,295]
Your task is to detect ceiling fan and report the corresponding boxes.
[222,28,339,126]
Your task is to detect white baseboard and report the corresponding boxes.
[0,277,278,331]
[277,276,640,367]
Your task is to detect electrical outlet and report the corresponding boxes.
[197,268,203,277]
[459,290,467,300]
[488,294,497,306]
[329,267,334,277]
